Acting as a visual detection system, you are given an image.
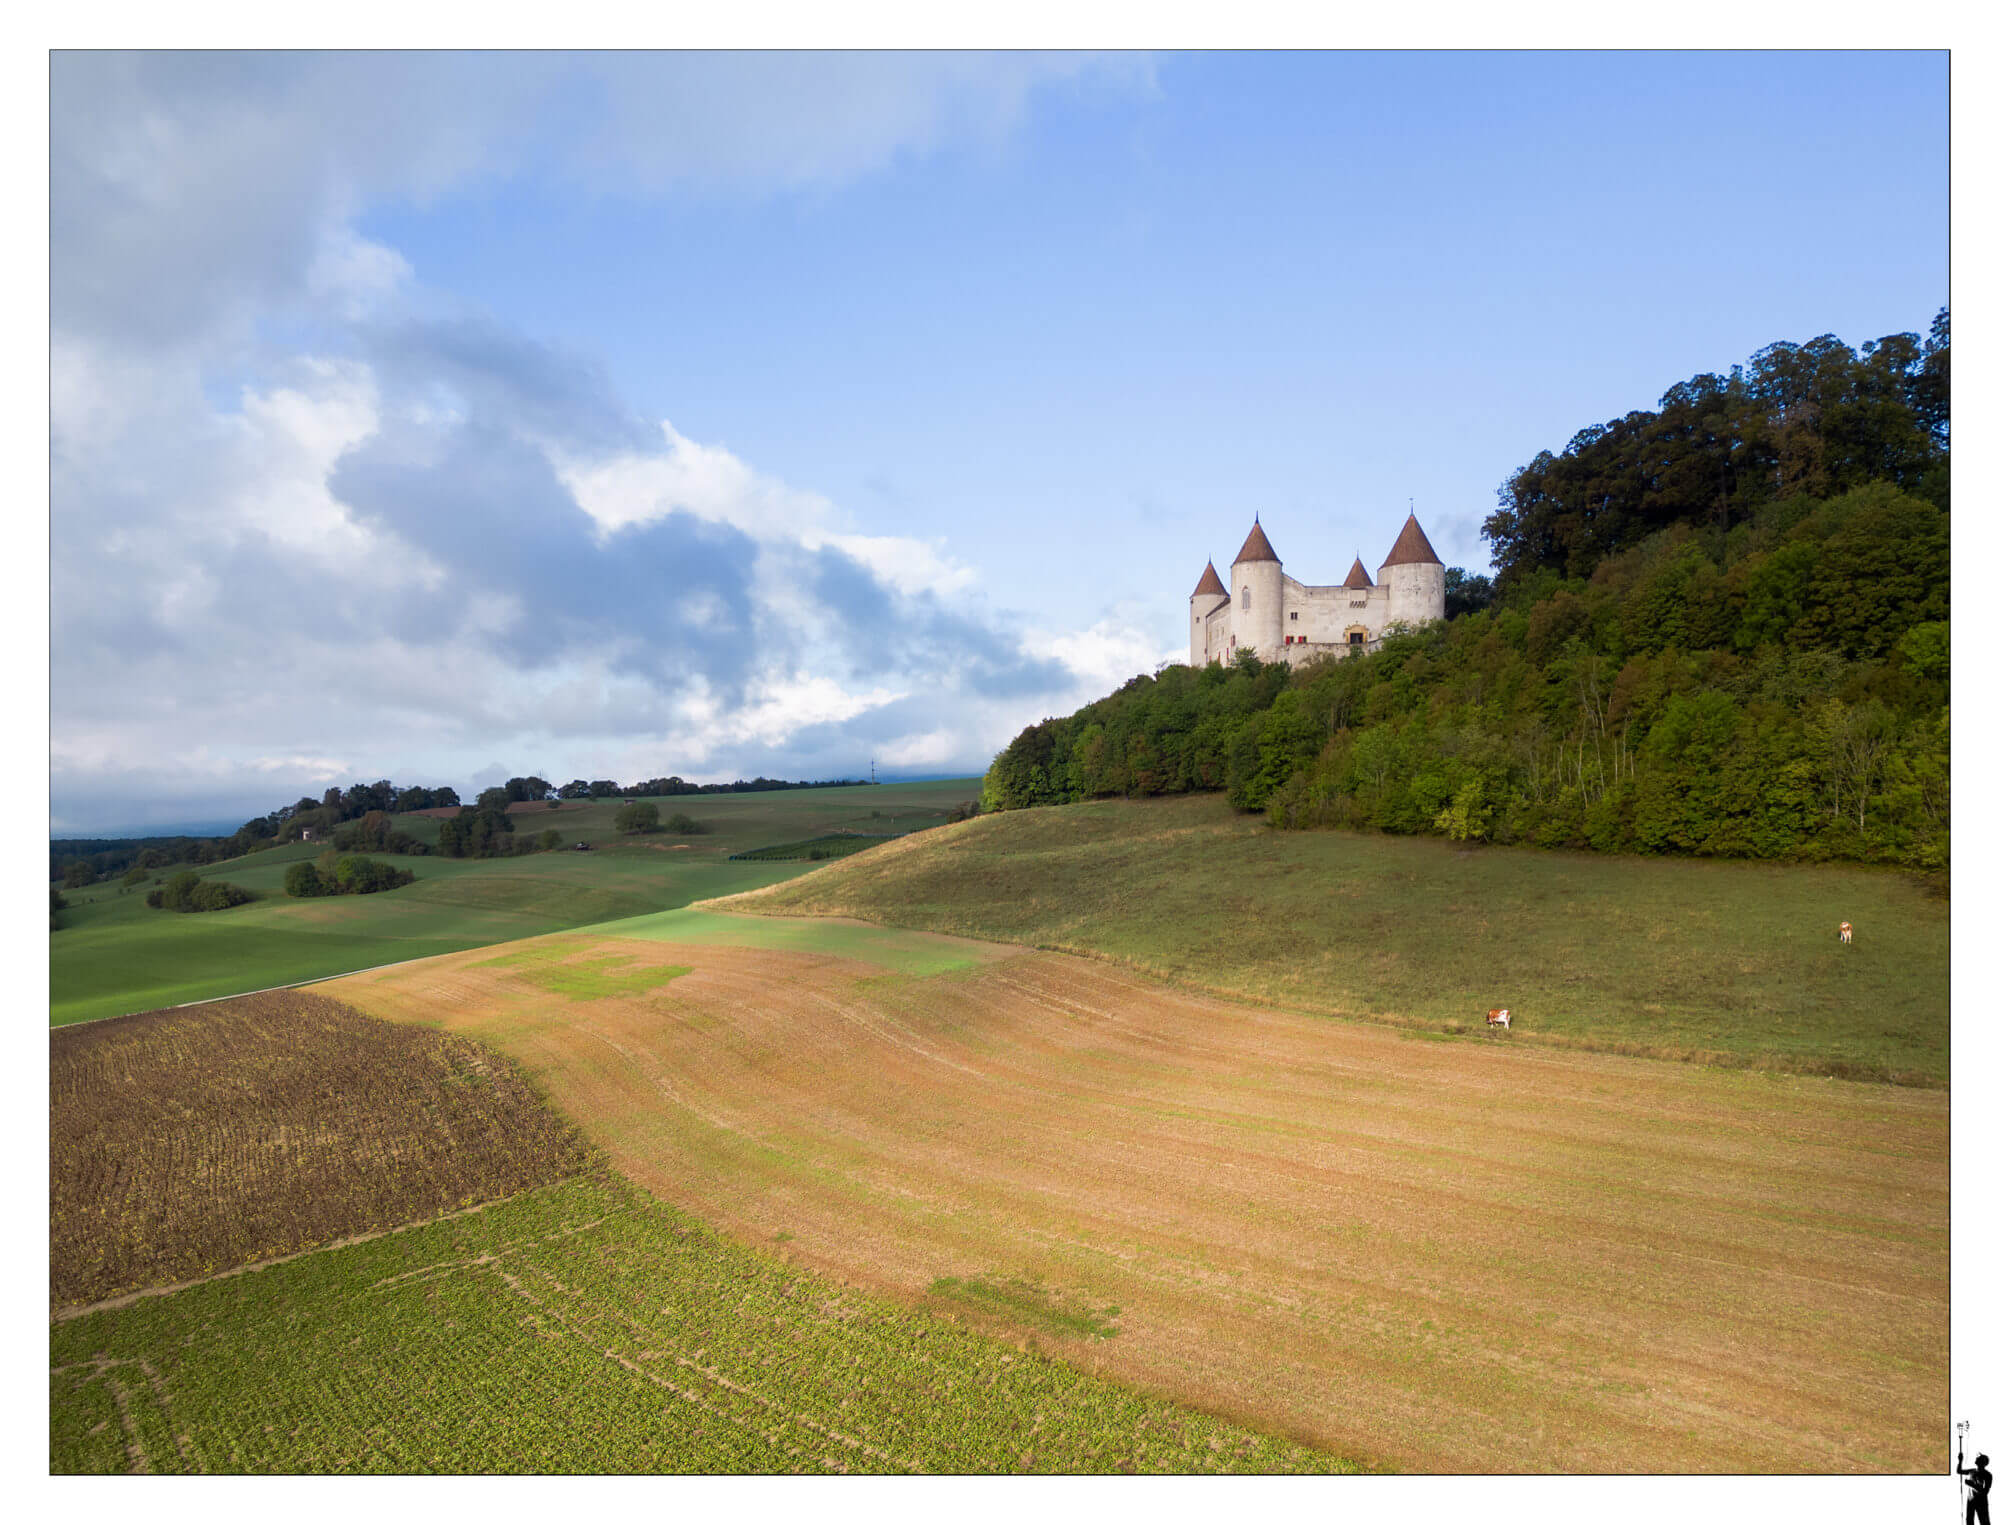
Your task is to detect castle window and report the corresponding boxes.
[1289,612,1298,621]
[1241,586,1251,611]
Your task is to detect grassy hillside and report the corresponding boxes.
[728,794,1949,1084]
[50,780,979,1026]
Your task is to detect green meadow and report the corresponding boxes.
[737,793,1951,1085]
[50,780,980,1027]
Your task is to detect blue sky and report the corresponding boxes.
[49,50,1948,833]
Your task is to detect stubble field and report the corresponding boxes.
[327,922,1948,1473]
[50,991,590,1311]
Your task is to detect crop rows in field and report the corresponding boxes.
[50,991,589,1310]
[50,1173,1354,1475]
[727,833,900,863]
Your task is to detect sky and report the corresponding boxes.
[48,49,1950,835]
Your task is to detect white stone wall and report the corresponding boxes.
[1192,532,1444,669]
[1231,559,1285,659]
[1385,562,1445,629]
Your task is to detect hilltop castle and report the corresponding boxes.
[1189,513,1445,668]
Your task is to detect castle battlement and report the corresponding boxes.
[1189,513,1445,668]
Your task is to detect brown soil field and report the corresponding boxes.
[326,932,1947,1474]
[50,991,589,1311]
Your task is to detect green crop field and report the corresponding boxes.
[50,1171,1353,1475]
[49,780,981,1027]
[730,793,1951,1085]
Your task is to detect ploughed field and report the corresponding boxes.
[50,981,1339,1474]
[50,991,588,1311]
[328,924,1948,1473]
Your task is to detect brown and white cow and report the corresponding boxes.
[1486,1008,1511,1030]
[1840,921,1853,944]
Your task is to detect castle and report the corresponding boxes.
[1189,513,1445,668]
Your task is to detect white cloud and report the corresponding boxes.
[307,229,413,319]
[554,421,975,600]
[1026,616,1182,692]
[48,52,1164,830]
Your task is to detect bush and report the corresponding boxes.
[540,828,562,850]
[120,866,149,887]
[148,870,252,912]
[332,856,416,895]
[664,812,704,834]
[191,880,252,911]
[615,802,661,834]
[286,856,413,898]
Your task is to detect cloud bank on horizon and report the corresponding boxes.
[51,52,1171,833]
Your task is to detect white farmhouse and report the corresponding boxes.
[1189,514,1446,668]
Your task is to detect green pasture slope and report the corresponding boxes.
[50,781,980,1027]
[51,1171,1351,1475]
[741,793,1951,1085]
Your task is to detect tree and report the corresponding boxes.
[284,862,327,897]
[1444,567,1495,620]
[62,861,96,890]
[540,828,562,850]
[615,801,660,834]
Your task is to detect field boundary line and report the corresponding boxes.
[51,954,479,1030]
[49,1183,578,1324]
[52,909,687,1030]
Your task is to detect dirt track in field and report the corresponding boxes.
[326,932,1946,1473]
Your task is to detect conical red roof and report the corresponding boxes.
[1190,561,1225,598]
[1380,513,1442,568]
[1232,518,1280,565]
[1343,556,1373,589]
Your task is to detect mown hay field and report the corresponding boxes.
[50,991,589,1311]
[732,794,1950,1084]
[52,1172,1349,1475]
[327,928,1948,1473]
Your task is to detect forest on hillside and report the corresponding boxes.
[982,314,1949,873]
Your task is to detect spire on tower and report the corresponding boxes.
[1232,518,1280,565]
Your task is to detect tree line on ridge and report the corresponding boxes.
[982,313,1949,876]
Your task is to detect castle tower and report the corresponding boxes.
[1230,517,1284,660]
[1380,512,1445,630]
[1189,560,1227,666]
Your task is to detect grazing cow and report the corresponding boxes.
[1486,1008,1511,1030]
[1840,921,1853,944]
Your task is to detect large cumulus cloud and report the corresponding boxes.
[50,52,1168,833]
